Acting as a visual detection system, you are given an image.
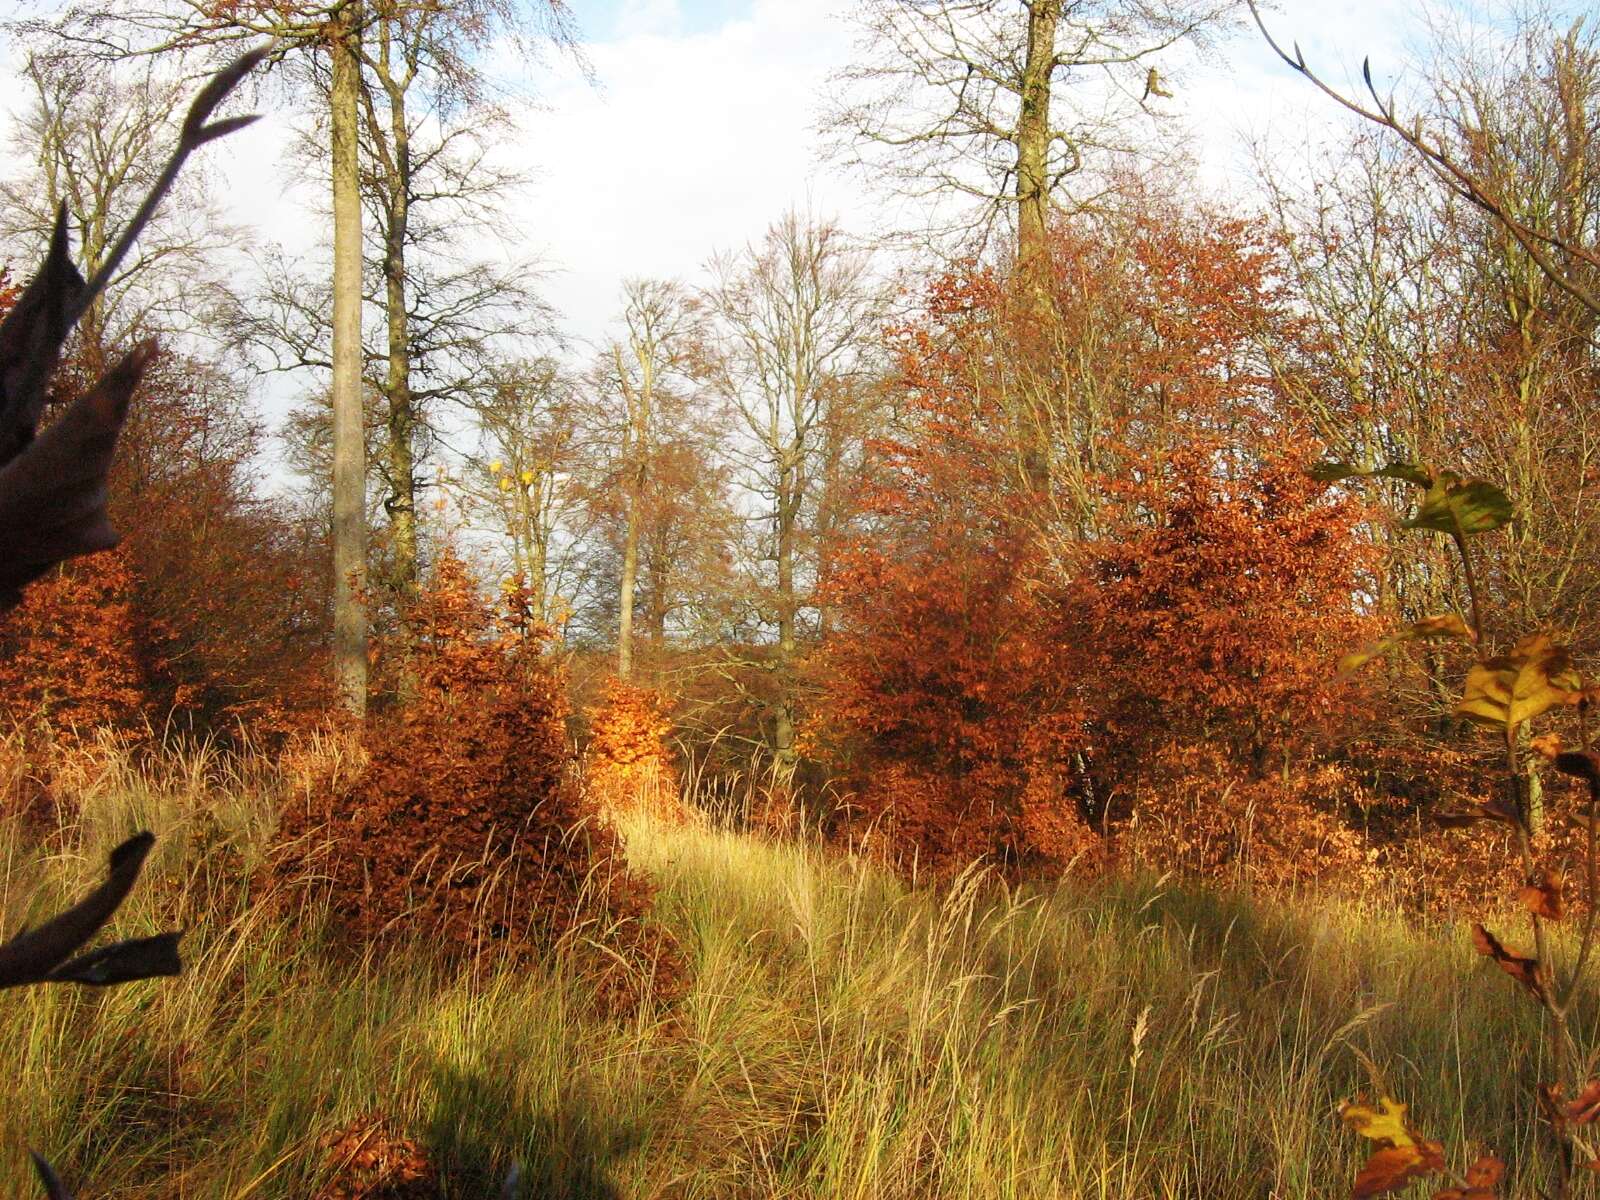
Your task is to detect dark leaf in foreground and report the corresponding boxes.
[0,832,167,988]
[0,342,155,608]
[48,931,183,986]
[0,208,85,467]
[1471,923,1545,1002]
[28,1151,72,1200]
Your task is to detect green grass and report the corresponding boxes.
[0,739,1590,1198]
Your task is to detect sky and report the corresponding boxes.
[0,0,1505,470]
[194,0,1440,352]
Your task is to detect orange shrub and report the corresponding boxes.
[0,550,151,738]
[273,554,674,1005]
[583,678,684,822]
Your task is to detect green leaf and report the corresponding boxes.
[1338,613,1474,674]
[1400,470,1514,536]
[1455,633,1579,732]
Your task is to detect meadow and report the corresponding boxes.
[0,737,1574,1199]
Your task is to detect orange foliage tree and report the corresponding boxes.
[815,203,1380,881]
[0,548,149,738]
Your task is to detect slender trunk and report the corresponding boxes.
[773,476,798,770]
[380,58,417,610]
[330,3,368,717]
[616,348,651,681]
[618,498,641,679]
[1011,0,1061,497]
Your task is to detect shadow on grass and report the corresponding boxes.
[424,1059,644,1200]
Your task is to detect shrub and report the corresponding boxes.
[272,553,675,1008]
[582,677,684,822]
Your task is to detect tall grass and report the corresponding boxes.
[0,738,1586,1197]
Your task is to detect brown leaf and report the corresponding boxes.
[1354,1141,1445,1198]
[0,832,178,988]
[1519,869,1565,920]
[1567,1079,1600,1125]
[1434,797,1522,830]
[1471,923,1545,1002]
[1436,1152,1507,1197]
[1531,733,1565,760]
[1553,751,1600,789]
[28,1151,72,1200]
[0,341,155,609]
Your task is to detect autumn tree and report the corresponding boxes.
[462,357,593,628]
[817,198,1377,879]
[0,52,237,356]
[698,213,883,775]
[24,0,580,716]
[593,278,693,680]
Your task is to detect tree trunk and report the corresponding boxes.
[1015,0,1061,284]
[618,498,642,680]
[330,5,368,717]
[773,473,799,772]
[374,20,418,612]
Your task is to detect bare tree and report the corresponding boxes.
[825,0,1236,272]
[0,53,237,356]
[597,278,692,680]
[18,0,581,717]
[1249,2,1600,323]
[699,213,883,772]
[462,357,593,627]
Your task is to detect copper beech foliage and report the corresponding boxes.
[815,213,1377,882]
[582,677,684,823]
[271,553,677,1010]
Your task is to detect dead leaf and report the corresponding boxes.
[1567,1079,1600,1125]
[1519,868,1565,921]
[1471,923,1545,1002]
[1354,1141,1445,1198]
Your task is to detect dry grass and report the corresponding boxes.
[0,736,1589,1198]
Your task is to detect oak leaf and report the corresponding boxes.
[1518,869,1564,921]
[1434,1153,1504,1199]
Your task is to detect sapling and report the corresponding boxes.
[1326,460,1600,1199]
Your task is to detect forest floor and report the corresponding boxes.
[0,740,1579,1199]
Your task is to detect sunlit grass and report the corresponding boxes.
[0,737,1585,1197]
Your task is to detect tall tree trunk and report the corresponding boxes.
[330,4,368,717]
[618,497,642,679]
[616,346,653,681]
[375,20,418,611]
[1011,0,1062,498]
[773,475,799,773]
[1015,0,1060,284]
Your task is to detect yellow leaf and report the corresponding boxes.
[1456,633,1578,732]
[1340,1097,1415,1147]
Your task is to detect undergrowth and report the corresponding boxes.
[0,736,1583,1198]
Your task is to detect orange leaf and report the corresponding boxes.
[1567,1079,1600,1125]
[1355,1142,1444,1198]
[1519,869,1565,920]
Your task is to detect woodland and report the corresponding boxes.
[3,0,1600,1197]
